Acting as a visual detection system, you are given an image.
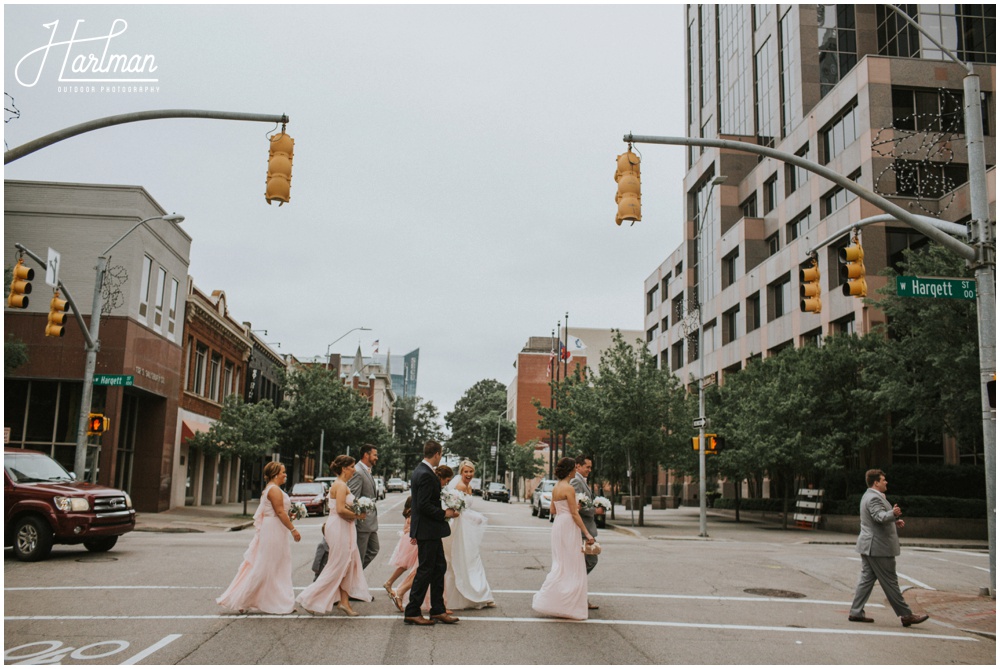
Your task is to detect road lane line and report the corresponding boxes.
[120,634,182,665]
[896,572,936,590]
[2,614,974,642]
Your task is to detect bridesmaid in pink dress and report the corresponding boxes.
[382,496,417,612]
[217,461,301,614]
[532,457,596,621]
[297,455,372,616]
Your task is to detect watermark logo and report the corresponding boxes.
[15,19,160,93]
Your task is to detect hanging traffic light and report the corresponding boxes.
[799,257,822,313]
[839,236,866,297]
[45,290,68,337]
[7,257,34,308]
[87,413,109,436]
[265,127,294,206]
[615,148,641,226]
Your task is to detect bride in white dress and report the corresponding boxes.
[443,460,495,610]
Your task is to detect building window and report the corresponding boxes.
[817,4,857,98]
[880,5,995,64]
[209,354,222,402]
[893,160,969,199]
[753,3,771,30]
[746,292,761,332]
[646,324,659,343]
[224,362,234,398]
[891,87,989,135]
[675,262,683,276]
[786,144,809,195]
[766,232,780,256]
[703,320,717,355]
[661,315,670,332]
[687,330,699,364]
[671,340,685,372]
[834,314,856,336]
[786,207,812,242]
[767,274,792,321]
[741,193,758,218]
[763,173,778,214]
[672,294,685,322]
[755,36,777,147]
[138,255,153,321]
[660,350,670,371]
[661,274,670,296]
[876,5,920,58]
[779,8,802,137]
[719,4,753,137]
[153,267,167,329]
[192,343,208,395]
[820,100,859,164]
[821,170,860,218]
[801,328,824,348]
[722,305,740,345]
[167,279,179,341]
[646,284,660,315]
[722,249,739,288]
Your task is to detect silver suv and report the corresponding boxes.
[531,479,557,519]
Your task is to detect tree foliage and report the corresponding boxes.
[444,379,515,475]
[391,395,445,476]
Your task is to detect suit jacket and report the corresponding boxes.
[409,462,450,541]
[855,488,900,557]
[570,473,598,538]
[348,462,378,533]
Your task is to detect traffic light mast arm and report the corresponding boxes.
[5,109,289,165]
[13,243,94,349]
[806,214,967,257]
[622,133,976,262]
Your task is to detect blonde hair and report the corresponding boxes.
[458,460,476,476]
[263,461,284,482]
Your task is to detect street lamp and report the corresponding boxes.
[682,175,725,538]
[326,327,371,369]
[75,213,185,481]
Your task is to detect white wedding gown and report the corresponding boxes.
[443,489,494,609]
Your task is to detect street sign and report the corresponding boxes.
[896,275,976,300]
[94,375,134,387]
[45,248,61,288]
[693,417,707,429]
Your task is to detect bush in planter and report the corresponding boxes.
[712,497,784,512]
[829,495,987,519]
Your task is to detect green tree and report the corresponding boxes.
[392,395,445,476]
[504,440,545,501]
[186,395,280,515]
[445,379,515,476]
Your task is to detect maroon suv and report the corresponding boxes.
[4,447,136,561]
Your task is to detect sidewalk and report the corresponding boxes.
[134,501,995,638]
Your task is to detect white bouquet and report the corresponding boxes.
[576,492,594,509]
[593,496,612,511]
[440,488,466,513]
[289,502,309,521]
[352,496,376,517]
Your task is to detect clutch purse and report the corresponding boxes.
[582,541,601,556]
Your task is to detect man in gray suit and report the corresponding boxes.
[570,454,601,610]
[311,445,380,578]
[848,469,928,627]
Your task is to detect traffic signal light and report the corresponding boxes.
[839,237,866,297]
[45,291,68,337]
[265,128,294,206]
[87,413,110,436]
[7,257,33,308]
[615,148,641,226]
[692,434,723,453]
[799,258,821,313]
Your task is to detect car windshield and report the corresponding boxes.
[388,478,403,484]
[4,452,74,483]
[539,481,556,492]
[488,483,505,491]
[291,483,324,495]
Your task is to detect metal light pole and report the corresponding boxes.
[75,213,185,481]
[326,327,371,369]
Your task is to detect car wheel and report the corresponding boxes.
[12,516,54,562]
[83,536,118,553]
[531,504,538,517]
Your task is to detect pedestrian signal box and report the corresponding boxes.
[87,413,110,436]
[692,434,722,453]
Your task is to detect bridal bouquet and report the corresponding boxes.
[593,496,612,511]
[352,496,376,518]
[440,488,466,513]
[289,502,309,521]
[576,492,594,509]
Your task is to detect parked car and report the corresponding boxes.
[4,447,136,561]
[470,478,482,496]
[289,482,328,516]
[483,482,510,503]
[375,477,386,500]
[531,479,557,519]
[386,477,407,493]
[313,476,336,492]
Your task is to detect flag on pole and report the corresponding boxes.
[371,339,379,353]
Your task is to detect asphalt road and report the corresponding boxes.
[4,494,994,665]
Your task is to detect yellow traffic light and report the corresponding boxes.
[839,238,866,297]
[693,434,722,453]
[265,128,294,206]
[799,258,821,313]
[45,291,68,337]
[614,148,641,226]
[7,257,34,308]
[87,413,109,436]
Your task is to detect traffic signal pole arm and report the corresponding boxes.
[13,242,94,349]
[4,109,289,164]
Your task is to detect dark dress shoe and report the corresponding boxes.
[403,616,435,626]
[430,613,460,624]
[588,602,599,610]
[900,614,929,627]
[848,615,874,623]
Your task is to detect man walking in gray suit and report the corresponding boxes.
[848,469,928,627]
[570,454,601,610]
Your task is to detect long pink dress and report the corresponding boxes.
[297,492,372,613]
[217,483,295,614]
[531,499,588,620]
[388,517,418,570]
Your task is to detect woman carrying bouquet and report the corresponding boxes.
[531,457,596,621]
[443,460,496,609]
[297,455,372,616]
[217,461,301,614]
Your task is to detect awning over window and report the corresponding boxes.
[181,418,214,443]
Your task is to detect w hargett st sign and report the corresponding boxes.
[93,374,134,387]
[896,275,977,300]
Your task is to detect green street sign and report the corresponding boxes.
[896,276,976,300]
[94,374,134,387]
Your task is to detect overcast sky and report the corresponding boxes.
[5,2,688,422]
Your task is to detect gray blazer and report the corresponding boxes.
[570,473,598,538]
[348,463,378,533]
[855,488,900,557]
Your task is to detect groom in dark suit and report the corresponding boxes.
[403,440,459,626]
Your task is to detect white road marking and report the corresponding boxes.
[924,556,991,573]
[120,634,182,665]
[2,614,975,642]
[845,557,937,591]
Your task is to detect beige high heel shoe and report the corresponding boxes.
[337,603,360,617]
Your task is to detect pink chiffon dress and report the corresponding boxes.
[217,483,295,614]
[389,517,418,570]
[531,498,588,620]
[297,492,372,613]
